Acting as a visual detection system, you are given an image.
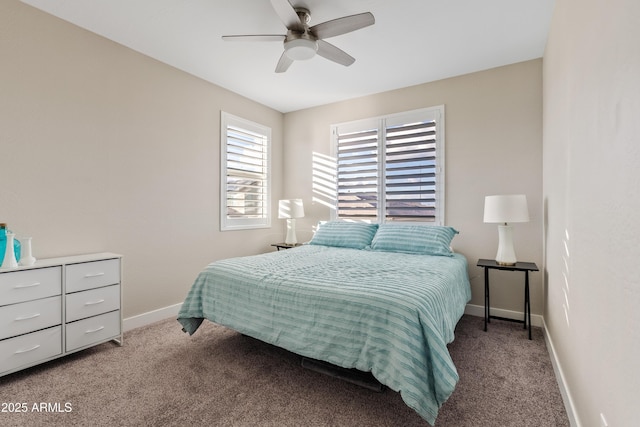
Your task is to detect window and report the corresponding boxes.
[331,106,445,224]
[220,112,271,231]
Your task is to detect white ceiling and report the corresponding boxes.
[21,0,556,113]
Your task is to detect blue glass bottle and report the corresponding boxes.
[0,223,21,267]
[0,223,6,263]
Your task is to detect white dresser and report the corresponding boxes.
[0,253,122,377]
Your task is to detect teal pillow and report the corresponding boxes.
[309,221,378,249]
[370,224,458,256]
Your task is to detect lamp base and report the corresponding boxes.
[495,224,517,265]
[284,218,297,245]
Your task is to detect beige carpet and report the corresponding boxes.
[0,315,569,426]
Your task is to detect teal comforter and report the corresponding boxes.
[178,245,471,425]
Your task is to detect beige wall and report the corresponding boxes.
[543,0,640,425]
[284,60,543,315]
[1,1,285,318]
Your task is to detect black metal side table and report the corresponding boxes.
[271,243,302,251]
[477,259,539,340]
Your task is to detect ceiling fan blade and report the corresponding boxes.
[222,35,286,42]
[310,12,375,39]
[270,0,303,31]
[316,40,355,67]
[275,52,294,73]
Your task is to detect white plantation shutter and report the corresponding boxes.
[384,116,438,222]
[333,106,444,224]
[226,127,267,217]
[336,122,379,221]
[221,112,271,230]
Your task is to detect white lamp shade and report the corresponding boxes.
[483,195,529,224]
[278,199,305,219]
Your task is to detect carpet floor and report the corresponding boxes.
[0,315,569,426]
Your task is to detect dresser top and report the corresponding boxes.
[0,252,122,273]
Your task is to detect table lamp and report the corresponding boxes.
[278,199,305,245]
[483,194,529,265]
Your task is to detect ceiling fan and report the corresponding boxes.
[222,0,375,73]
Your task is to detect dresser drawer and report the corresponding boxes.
[0,326,62,375]
[66,284,120,322]
[65,259,120,293]
[0,267,62,307]
[66,310,120,352]
[0,296,62,340]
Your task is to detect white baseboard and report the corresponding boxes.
[125,303,542,332]
[123,302,183,332]
[542,318,580,427]
[464,303,543,327]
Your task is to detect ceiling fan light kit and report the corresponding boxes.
[284,36,318,60]
[222,0,375,73]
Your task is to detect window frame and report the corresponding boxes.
[330,106,445,225]
[220,111,272,231]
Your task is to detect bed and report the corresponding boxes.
[178,222,471,425]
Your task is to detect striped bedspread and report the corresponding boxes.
[178,244,471,425]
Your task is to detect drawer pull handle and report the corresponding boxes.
[14,282,41,289]
[85,299,105,306]
[84,272,105,278]
[15,344,41,354]
[15,313,41,321]
[85,326,105,334]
